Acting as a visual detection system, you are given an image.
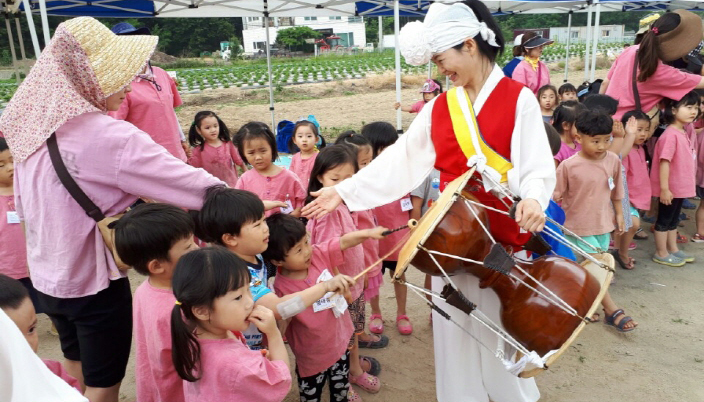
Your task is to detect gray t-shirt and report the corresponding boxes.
[411,169,441,216]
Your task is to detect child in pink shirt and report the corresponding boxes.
[234,122,306,216]
[0,275,82,394]
[305,145,384,395]
[692,90,704,242]
[188,111,247,187]
[650,92,700,266]
[553,109,637,333]
[288,120,320,190]
[170,248,292,402]
[552,101,586,166]
[113,204,200,402]
[393,79,442,114]
[265,213,385,402]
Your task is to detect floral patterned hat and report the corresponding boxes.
[0,17,157,162]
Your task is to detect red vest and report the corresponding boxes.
[431,77,523,190]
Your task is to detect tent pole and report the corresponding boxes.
[563,10,572,82]
[394,0,402,133]
[378,16,383,52]
[21,0,41,57]
[4,12,21,85]
[264,6,275,130]
[590,0,601,82]
[15,15,26,60]
[38,0,50,45]
[584,3,592,82]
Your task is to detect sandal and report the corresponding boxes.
[358,334,389,349]
[604,309,637,333]
[634,228,648,240]
[692,233,704,243]
[369,314,384,334]
[652,254,686,267]
[348,388,362,402]
[359,355,381,376]
[610,250,634,270]
[677,232,688,243]
[350,371,381,394]
[396,315,413,335]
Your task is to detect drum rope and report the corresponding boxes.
[464,198,497,245]
[422,247,461,292]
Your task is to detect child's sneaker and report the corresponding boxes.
[652,254,686,267]
[672,250,695,263]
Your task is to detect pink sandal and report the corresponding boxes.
[369,313,384,334]
[350,371,380,394]
[396,315,413,335]
[348,388,363,401]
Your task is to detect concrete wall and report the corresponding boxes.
[549,25,625,44]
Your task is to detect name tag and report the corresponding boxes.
[312,269,348,316]
[400,197,413,212]
[608,177,615,191]
[6,211,20,224]
[280,199,295,214]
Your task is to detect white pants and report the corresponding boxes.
[432,274,540,402]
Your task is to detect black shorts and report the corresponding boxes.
[36,277,133,388]
[381,260,398,276]
[655,198,684,232]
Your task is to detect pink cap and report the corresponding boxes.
[420,79,441,93]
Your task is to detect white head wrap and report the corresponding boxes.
[399,2,499,66]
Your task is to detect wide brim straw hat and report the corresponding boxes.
[0,17,157,162]
[658,10,704,62]
[636,13,661,35]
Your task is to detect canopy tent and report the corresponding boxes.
[5,0,702,130]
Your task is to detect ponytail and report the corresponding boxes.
[171,303,202,382]
[636,12,682,82]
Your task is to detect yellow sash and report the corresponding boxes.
[446,87,513,183]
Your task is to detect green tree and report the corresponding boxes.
[275,26,321,52]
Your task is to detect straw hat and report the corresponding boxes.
[0,16,157,162]
[657,10,704,62]
[636,13,661,35]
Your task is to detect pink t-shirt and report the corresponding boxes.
[133,280,184,402]
[511,60,550,95]
[189,142,244,188]
[307,203,365,300]
[374,196,411,262]
[553,152,624,236]
[0,194,28,279]
[109,67,187,161]
[622,146,652,210]
[235,168,306,217]
[554,142,581,165]
[183,337,291,402]
[353,210,381,278]
[288,152,318,190]
[410,100,426,114]
[14,112,222,298]
[697,129,704,187]
[606,45,702,120]
[272,237,353,377]
[42,359,82,393]
[650,126,696,198]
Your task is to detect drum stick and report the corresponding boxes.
[353,220,417,282]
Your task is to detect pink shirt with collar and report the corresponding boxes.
[0,194,28,280]
[622,145,651,210]
[307,203,365,300]
[650,125,696,198]
[133,280,185,402]
[288,152,317,190]
[14,112,222,298]
[183,337,291,402]
[606,45,702,120]
[374,196,411,261]
[189,141,244,188]
[511,60,550,95]
[235,168,306,217]
[109,66,187,161]
[273,237,353,378]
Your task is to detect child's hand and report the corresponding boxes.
[263,200,288,211]
[368,226,389,239]
[624,116,637,137]
[248,306,279,335]
[393,102,401,110]
[612,121,625,138]
[323,274,355,295]
[660,189,673,205]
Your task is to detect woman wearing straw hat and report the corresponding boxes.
[600,10,704,122]
[108,22,191,162]
[303,1,553,401]
[0,18,223,402]
[511,31,554,95]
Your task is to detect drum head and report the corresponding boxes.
[393,168,475,280]
[518,252,614,378]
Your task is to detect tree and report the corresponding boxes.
[275,26,321,52]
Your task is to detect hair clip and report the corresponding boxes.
[651,27,659,35]
[175,300,182,306]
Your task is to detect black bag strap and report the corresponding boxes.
[632,51,642,112]
[47,133,106,223]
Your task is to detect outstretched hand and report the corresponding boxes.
[301,187,343,219]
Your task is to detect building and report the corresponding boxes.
[549,25,626,43]
[241,16,366,54]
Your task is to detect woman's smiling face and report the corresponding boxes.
[432,39,483,88]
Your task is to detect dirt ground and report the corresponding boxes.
[33,68,704,402]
